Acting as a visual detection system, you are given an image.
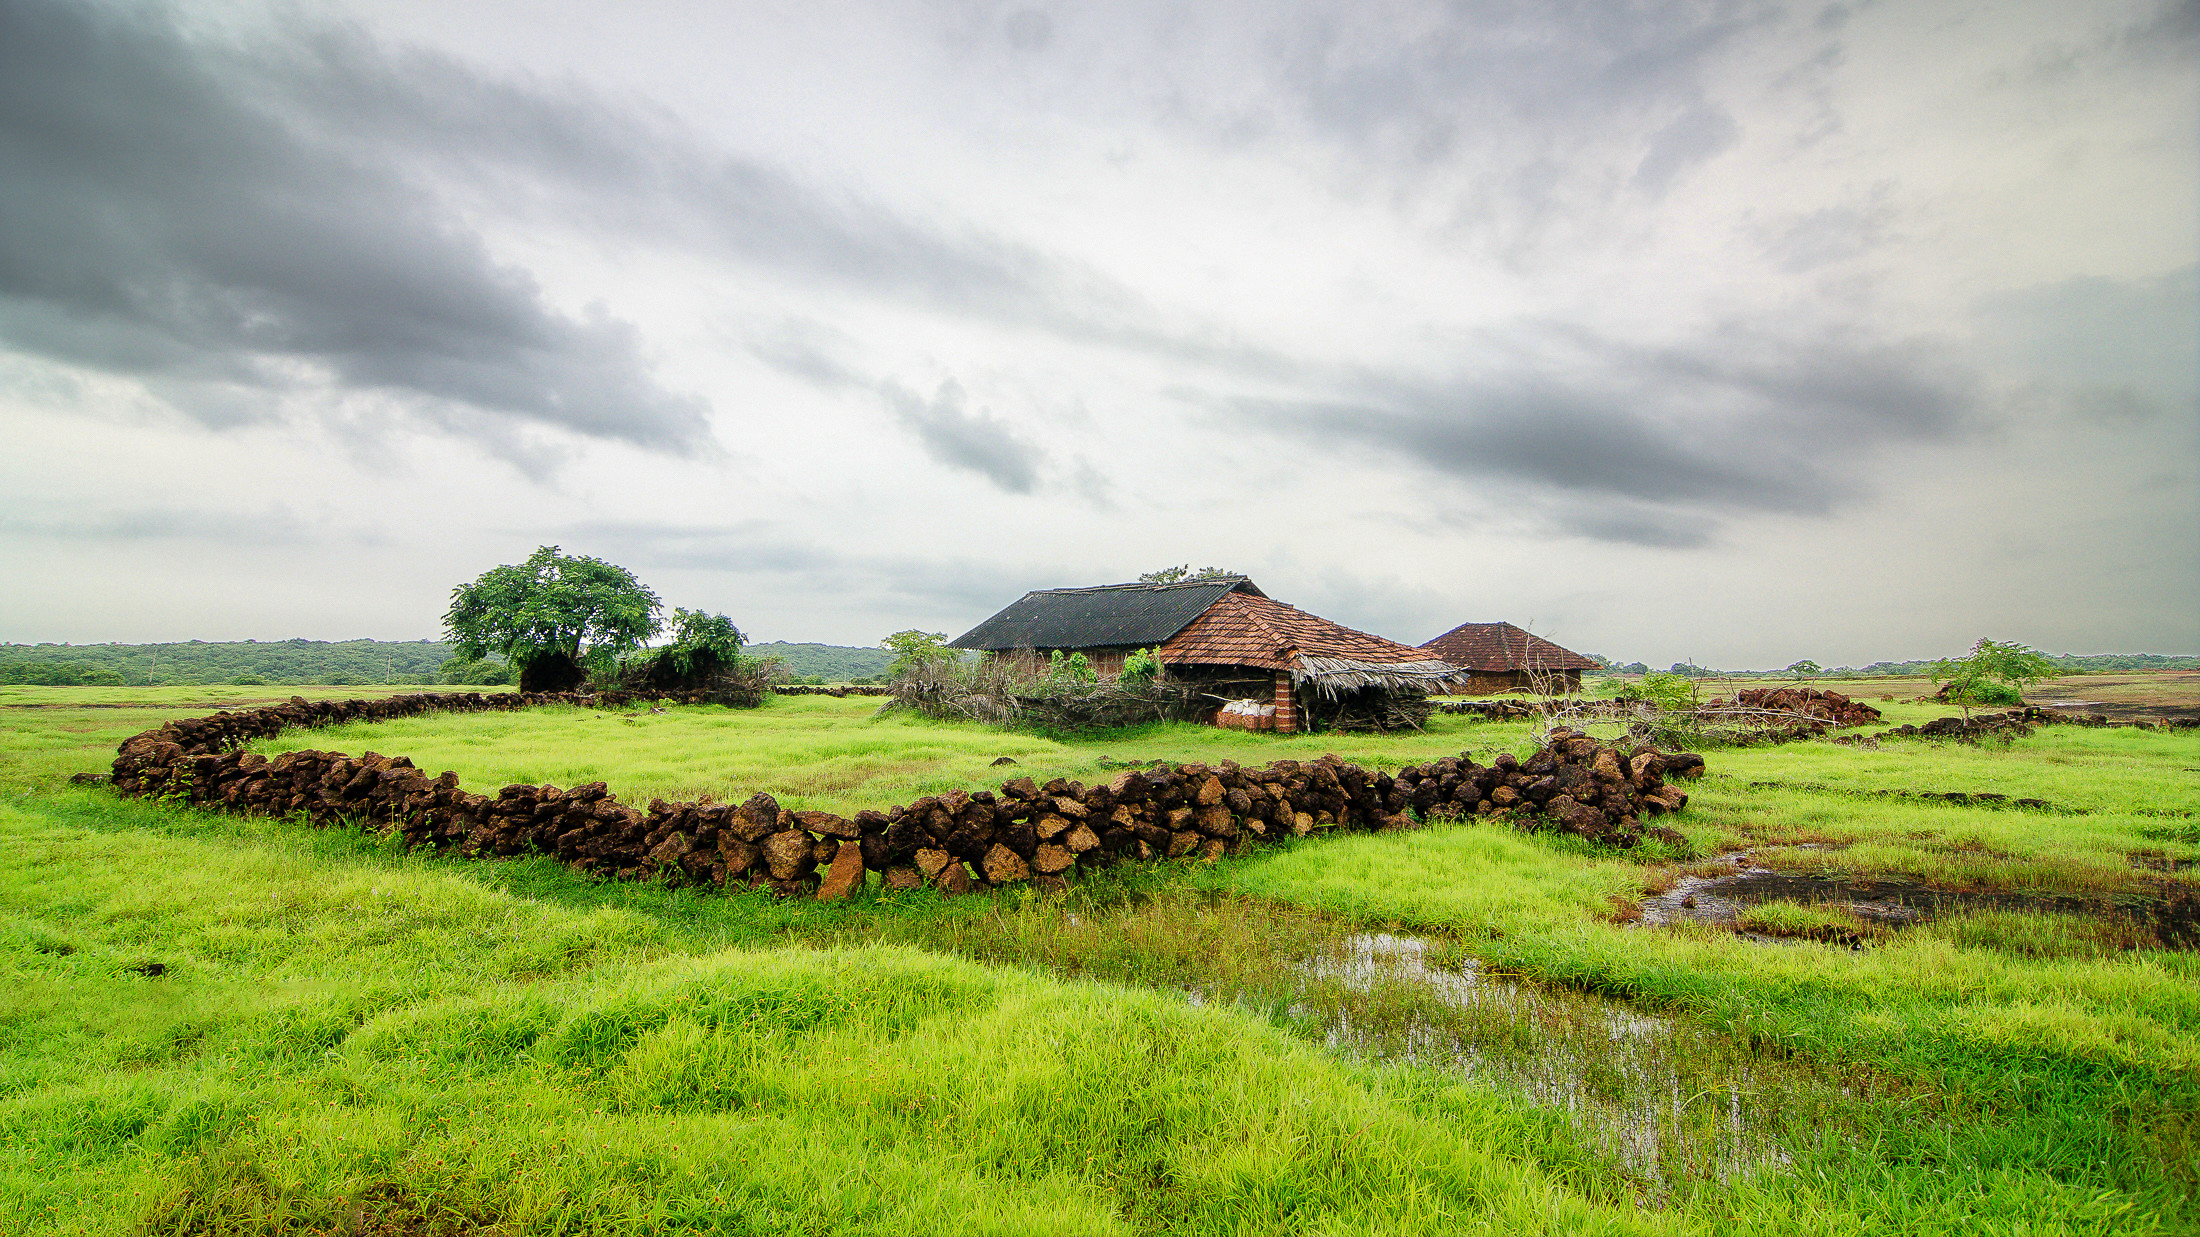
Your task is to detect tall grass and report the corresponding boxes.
[2,686,2195,1233]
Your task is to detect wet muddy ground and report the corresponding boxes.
[1179,931,1885,1193]
[1635,852,2200,949]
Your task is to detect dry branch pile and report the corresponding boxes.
[107,696,1703,900]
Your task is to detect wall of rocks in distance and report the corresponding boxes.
[108,694,1704,901]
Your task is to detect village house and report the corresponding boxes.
[950,577,1468,731]
[1418,621,1600,695]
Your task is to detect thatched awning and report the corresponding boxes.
[1292,655,1472,699]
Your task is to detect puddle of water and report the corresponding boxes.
[1195,932,1815,1192]
[1637,858,2199,948]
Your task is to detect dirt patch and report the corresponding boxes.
[1637,855,2198,950]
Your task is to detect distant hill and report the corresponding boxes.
[1592,652,2200,678]
[0,639,475,686]
[745,641,893,683]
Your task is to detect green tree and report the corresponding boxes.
[1785,659,1821,683]
[1137,564,1239,584]
[881,631,953,678]
[1932,638,2057,717]
[443,547,662,692]
[660,609,746,675]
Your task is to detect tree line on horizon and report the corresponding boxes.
[0,637,900,688]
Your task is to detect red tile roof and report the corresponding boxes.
[1160,592,1436,670]
[1419,622,1600,672]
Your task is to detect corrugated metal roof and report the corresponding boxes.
[949,577,1267,651]
[1420,622,1601,672]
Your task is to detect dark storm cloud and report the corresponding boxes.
[1240,326,1980,544]
[880,380,1048,494]
[268,22,1159,341]
[0,0,1164,457]
[0,0,712,453]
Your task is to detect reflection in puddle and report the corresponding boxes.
[1199,932,1811,1191]
[1636,853,2199,949]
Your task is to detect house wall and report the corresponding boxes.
[1438,669,1584,696]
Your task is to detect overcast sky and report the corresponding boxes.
[2,0,2194,668]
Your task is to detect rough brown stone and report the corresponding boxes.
[1062,823,1100,853]
[1196,837,1227,863]
[728,793,781,842]
[1030,843,1075,874]
[981,843,1031,884]
[762,829,815,880]
[1196,776,1224,806]
[1166,830,1200,858]
[816,843,866,901]
[882,866,924,892]
[794,810,861,839]
[914,847,954,878]
[1194,805,1238,838]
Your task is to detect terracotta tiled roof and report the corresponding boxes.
[1419,622,1600,672]
[1159,592,1435,670]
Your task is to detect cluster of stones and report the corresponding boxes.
[769,685,891,697]
[1873,706,2068,741]
[1729,686,1883,726]
[106,695,1703,900]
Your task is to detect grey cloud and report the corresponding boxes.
[1631,102,1740,194]
[1239,326,1981,542]
[0,502,338,546]
[1256,0,1772,219]
[881,379,1047,494]
[1761,198,1892,273]
[550,519,1052,616]
[1547,503,1716,549]
[1974,267,2199,406]
[0,0,710,455]
[274,26,1159,343]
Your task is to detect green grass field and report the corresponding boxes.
[2,683,2195,1234]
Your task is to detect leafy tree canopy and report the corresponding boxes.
[1137,564,1239,584]
[1932,638,2057,709]
[881,630,953,677]
[1785,659,1822,681]
[661,608,746,675]
[444,546,662,673]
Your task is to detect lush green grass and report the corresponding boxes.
[0,793,1658,1237]
[2,683,2196,1233]
[236,694,1520,816]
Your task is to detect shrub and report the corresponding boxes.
[1617,671,1696,712]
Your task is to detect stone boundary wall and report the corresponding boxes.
[105,693,1704,900]
[770,685,890,697]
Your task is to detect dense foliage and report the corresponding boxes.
[745,641,893,682]
[0,639,470,686]
[444,546,663,681]
[880,630,956,677]
[1136,564,1239,583]
[1933,638,2059,710]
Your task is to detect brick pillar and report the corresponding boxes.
[1272,670,1298,733]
